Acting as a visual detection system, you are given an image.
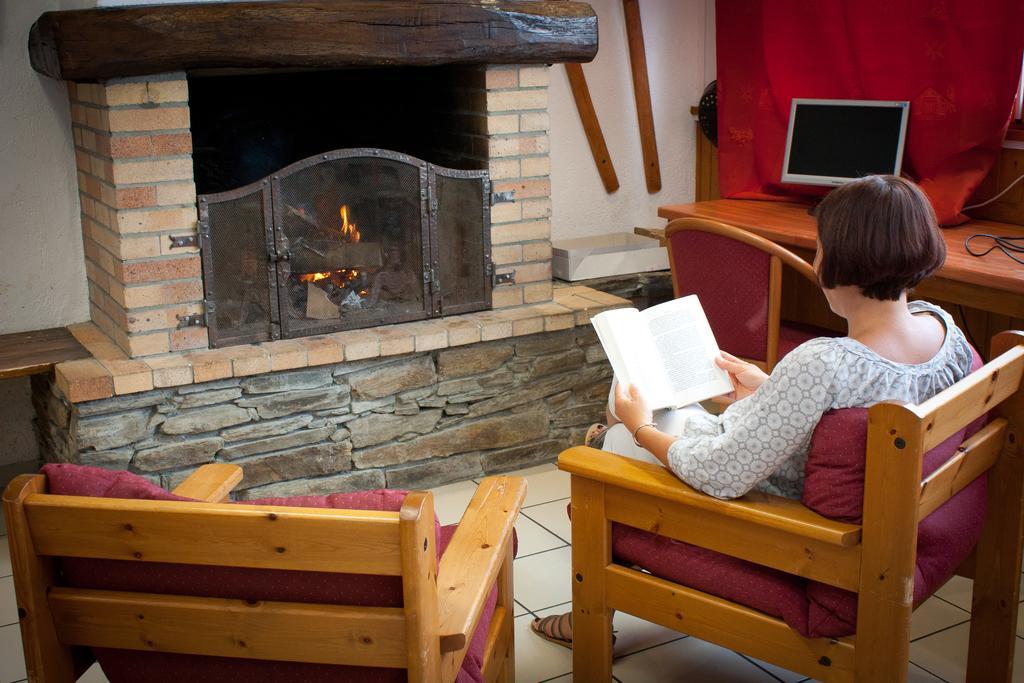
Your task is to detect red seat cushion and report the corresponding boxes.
[610,347,987,639]
[42,464,500,683]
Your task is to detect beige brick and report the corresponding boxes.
[491,219,551,244]
[127,331,171,357]
[302,336,344,366]
[118,234,164,260]
[155,181,197,206]
[108,106,190,133]
[146,354,194,387]
[376,327,415,356]
[104,80,189,106]
[486,114,519,135]
[491,286,524,308]
[518,66,550,88]
[524,281,554,304]
[121,280,204,309]
[520,156,551,177]
[334,330,381,361]
[494,178,550,200]
[258,340,308,371]
[170,326,209,352]
[513,261,552,284]
[117,255,202,284]
[522,242,552,262]
[488,134,549,158]
[407,321,447,352]
[511,312,545,336]
[575,288,628,307]
[187,349,234,383]
[487,158,520,181]
[99,358,155,395]
[67,321,110,347]
[440,318,482,347]
[486,90,547,112]
[485,67,518,90]
[490,201,522,224]
[115,207,197,234]
[112,158,193,184]
[520,112,551,133]
[491,244,522,265]
[522,198,552,220]
[55,359,115,403]
[108,132,192,159]
[126,303,203,333]
[478,314,513,342]
[85,106,105,131]
[229,346,272,377]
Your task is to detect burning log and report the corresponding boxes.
[290,241,383,273]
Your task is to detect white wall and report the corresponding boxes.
[0,0,92,335]
[0,0,95,479]
[549,0,713,240]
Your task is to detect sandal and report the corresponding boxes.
[530,612,617,650]
[531,612,574,649]
[585,423,608,449]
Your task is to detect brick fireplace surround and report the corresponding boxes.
[39,58,628,495]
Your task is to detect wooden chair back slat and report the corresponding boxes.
[399,491,442,680]
[49,587,408,667]
[604,484,861,591]
[911,344,1024,452]
[25,494,404,575]
[604,564,856,683]
[918,419,1007,521]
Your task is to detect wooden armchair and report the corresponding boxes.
[3,463,525,683]
[561,331,1024,682]
[665,217,830,371]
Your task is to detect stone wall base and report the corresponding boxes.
[35,326,610,497]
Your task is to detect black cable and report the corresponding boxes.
[964,233,1024,266]
[956,304,980,354]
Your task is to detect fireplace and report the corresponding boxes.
[200,148,496,347]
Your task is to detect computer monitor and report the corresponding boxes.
[781,99,910,187]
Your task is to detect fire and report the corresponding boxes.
[297,204,361,284]
[339,204,360,243]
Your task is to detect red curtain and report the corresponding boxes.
[716,0,1024,225]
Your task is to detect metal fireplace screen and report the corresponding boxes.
[199,149,492,347]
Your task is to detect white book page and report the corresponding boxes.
[640,295,734,407]
[590,308,665,402]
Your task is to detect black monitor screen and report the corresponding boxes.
[786,103,907,182]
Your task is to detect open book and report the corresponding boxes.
[591,295,733,410]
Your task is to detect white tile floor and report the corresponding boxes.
[1,463,1022,682]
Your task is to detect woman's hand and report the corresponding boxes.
[614,383,654,434]
[715,351,769,401]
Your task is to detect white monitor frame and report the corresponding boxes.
[781,98,910,187]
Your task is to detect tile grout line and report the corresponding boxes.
[909,660,951,682]
[738,653,788,682]
[512,542,570,562]
[520,509,572,545]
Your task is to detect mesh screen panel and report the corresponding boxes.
[276,155,427,336]
[203,189,272,346]
[435,173,488,314]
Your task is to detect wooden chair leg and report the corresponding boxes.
[496,542,515,683]
[570,476,613,682]
[966,369,1024,683]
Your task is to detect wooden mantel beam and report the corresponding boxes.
[29,0,598,81]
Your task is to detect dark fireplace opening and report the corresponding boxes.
[190,66,488,195]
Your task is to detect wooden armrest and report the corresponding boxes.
[170,464,243,502]
[559,446,861,547]
[437,476,526,653]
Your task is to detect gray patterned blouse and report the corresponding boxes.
[667,301,974,500]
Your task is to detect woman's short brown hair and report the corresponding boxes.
[813,175,945,301]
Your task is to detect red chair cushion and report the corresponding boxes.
[611,347,988,639]
[41,464,496,683]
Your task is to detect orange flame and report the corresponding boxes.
[340,205,360,243]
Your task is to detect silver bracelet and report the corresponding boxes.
[631,422,656,447]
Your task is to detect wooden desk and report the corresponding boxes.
[655,200,1024,320]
